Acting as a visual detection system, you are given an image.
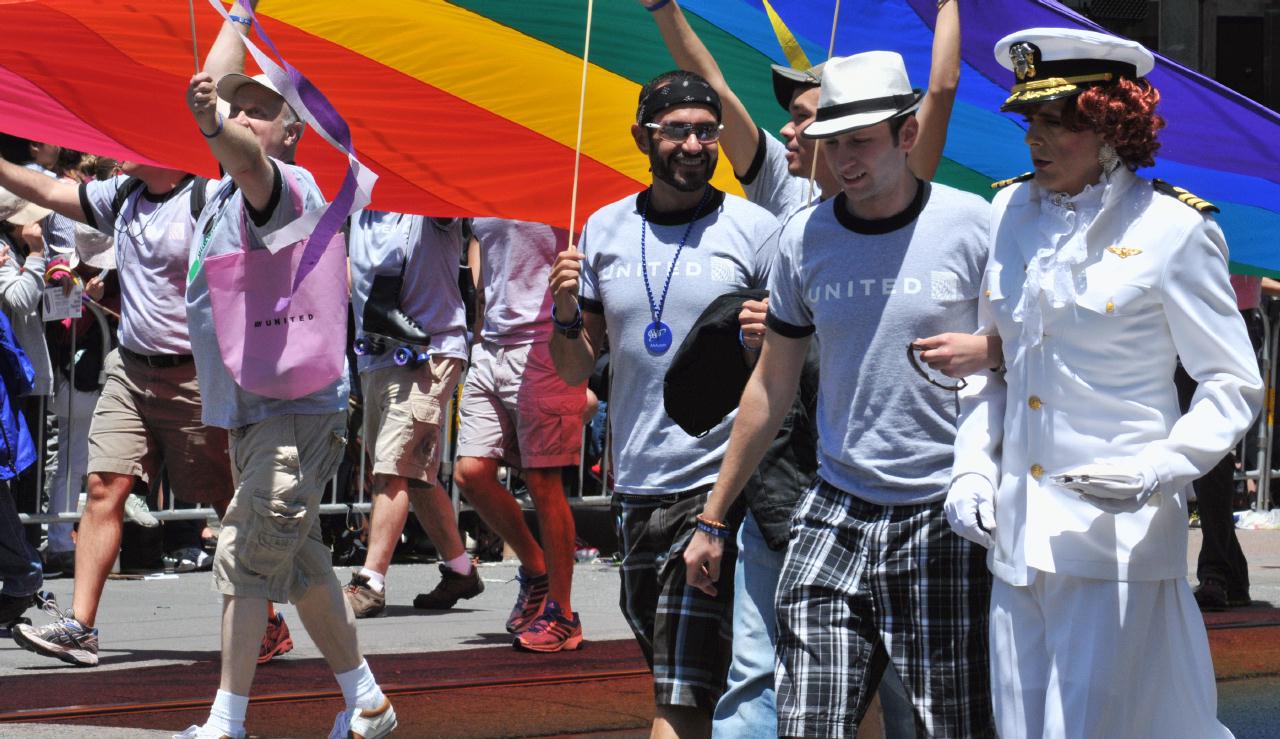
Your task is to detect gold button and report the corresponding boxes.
[1028,396,1042,410]
[1030,464,1044,479]
[1106,300,1115,314]
[985,289,992,298]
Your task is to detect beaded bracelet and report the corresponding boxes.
[739,328,761,352]
[646,0,673,12]
[696,519,730,538]
[695,513,730,538]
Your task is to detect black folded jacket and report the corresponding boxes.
[663,288,766,437]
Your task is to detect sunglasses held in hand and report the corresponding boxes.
[907,343,968,392]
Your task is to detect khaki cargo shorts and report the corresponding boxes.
[456,340,586,469]
[360,357,463,487]
[212,412,347,603]
[87,349,232,505]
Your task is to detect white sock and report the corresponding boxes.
[443,553,472,575]
[359,568,385,593]
[335,659,386,711]
[207,690,249,737]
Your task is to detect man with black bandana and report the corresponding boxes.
[550,71,780,737]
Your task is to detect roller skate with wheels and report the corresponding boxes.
[353,273,432,365]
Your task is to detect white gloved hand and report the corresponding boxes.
[944,474,996,548]
[1051,462,1159,514]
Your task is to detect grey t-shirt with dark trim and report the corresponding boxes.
[767,182,989,504]
[580,189,779,496]
[738,127,817,222]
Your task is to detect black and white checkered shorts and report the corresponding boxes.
[613,489,743,712]
[776,479,996,738]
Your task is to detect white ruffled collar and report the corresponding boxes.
[1013,168,1116,346]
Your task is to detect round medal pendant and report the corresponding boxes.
[644,320,673,354]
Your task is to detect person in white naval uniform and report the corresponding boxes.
[946,27,1263,739]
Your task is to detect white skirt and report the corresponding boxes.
[989,570,1233,739]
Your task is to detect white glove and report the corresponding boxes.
[945,474,996,549]
[1051,462,1159,514]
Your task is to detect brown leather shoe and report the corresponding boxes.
[413,564,484,610]
[344,572,386,618]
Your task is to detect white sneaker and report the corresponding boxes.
[124,494,160,527]
[329,698,397,739]
[172,724,244,739]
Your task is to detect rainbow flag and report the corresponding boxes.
[1,0,1275,273]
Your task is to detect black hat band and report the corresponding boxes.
[814,91,921,122]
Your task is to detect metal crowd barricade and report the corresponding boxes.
[1257,305,1280,511]
[25,305,1278,535]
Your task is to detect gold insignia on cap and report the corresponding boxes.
[1106,246,1143,259]
[1011,42,1038,81]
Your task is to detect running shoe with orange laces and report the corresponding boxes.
[258,611,294,664]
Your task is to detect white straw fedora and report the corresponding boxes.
[803,51,923,139]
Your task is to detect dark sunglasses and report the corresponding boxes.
[644,121,725,143]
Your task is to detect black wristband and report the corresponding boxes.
[201,112,224,139]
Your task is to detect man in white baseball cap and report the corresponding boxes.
[692,49,999,736]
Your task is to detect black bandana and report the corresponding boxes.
[637,78,722,124]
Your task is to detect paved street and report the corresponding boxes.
[0,529,1276,737]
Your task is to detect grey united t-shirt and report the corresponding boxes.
[580,189,779,495]
[472,218,565,346]
[81,174,215,355]
[739,127,817,222]
[767,182,989,504]
[349,210,468,373]
[186,159,349,429]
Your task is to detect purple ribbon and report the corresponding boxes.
[234,3,362,294]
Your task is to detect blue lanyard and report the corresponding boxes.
[639,187,712,328]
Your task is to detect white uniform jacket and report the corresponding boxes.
[954,167,1263,585]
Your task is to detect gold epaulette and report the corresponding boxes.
[991,172,1034,190]
[1152,179,1220,214]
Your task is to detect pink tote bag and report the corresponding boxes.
[203,182,348,401]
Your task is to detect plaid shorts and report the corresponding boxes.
[776,479,996,738]
[613,489,743,712]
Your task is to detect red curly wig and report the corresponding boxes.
[1061,78,1165,169]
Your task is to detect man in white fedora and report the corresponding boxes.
[685,51,999,737]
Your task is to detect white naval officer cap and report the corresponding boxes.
[994,27,1155,111]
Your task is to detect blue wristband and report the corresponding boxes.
[646,0,673,11]
[739,328,761,352]
[229,14,252,26]
[552,303,582,331]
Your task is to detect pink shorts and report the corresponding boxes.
[456,340,586,469]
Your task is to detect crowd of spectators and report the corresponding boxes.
[0,0,1272,736]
